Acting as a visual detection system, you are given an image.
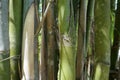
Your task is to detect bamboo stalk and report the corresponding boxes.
[39,0,47,80]
[93,0,111,80]
[110,0,120,79]
[46,0,57,79]
[77,0,87,80]
[58,0,76,80]
[86,0,95,80]
[9,0,22,79]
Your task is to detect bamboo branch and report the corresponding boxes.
[0,55,20,62]
[34,0,53,37]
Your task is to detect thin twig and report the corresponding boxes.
[0,55,20,62]
[34,0,53,37]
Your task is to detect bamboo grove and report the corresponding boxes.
[0,0,120,80]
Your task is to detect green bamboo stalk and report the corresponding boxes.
[0,0,10,79]
[110,0,116,46]
[58,0,76,80]
[110,0,120,70]
[93,0,111,80]
[22,1,34,79]
[76,0,87,80]
[9,0,22,80]
[86,0,95,80]
[73,1,80,80]
[86,0,95,54]
[110,0,120,79]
